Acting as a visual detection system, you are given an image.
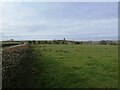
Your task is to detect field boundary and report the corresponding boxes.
[2,43,32,88]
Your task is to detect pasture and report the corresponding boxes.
[31,44,118,88]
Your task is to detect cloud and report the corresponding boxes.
[2,18,117,39]
[1,2,118,40]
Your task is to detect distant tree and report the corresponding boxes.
[56,40,60,44]
[74,41,80,44]
[28,41,32,44]
[99,40,107,45]
[9,39,14,41]
[32,40,36,44]
[110,41,117,45]
[53,40,57,44]
[58,40,64,44]
[43,41,48,44]
[38,41,41,44]
[47,41,52,44]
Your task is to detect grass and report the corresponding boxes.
[2,41,20,44]
[31,44,118,88]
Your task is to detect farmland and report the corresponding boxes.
[1,40,118,88]
[30,44,118,88]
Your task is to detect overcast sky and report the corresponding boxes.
[1,2,118,41]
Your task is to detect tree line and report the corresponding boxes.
[27,39,118,45]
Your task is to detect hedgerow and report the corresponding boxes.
[2,44,32,88]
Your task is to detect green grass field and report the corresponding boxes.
[31,44,118,88]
